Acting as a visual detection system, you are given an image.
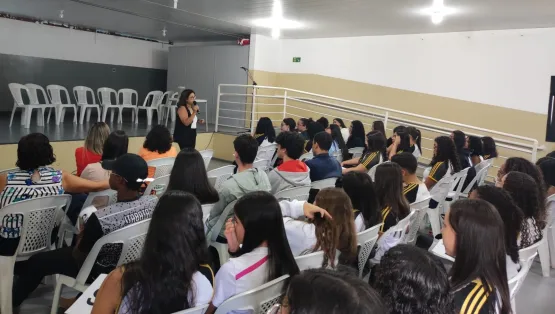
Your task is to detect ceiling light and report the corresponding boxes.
[252,0,302,39]
[162,27,167,37]
[59,10,64,19]
[271,28,280,39]
[173,0,178,9]
[421,0,456,25]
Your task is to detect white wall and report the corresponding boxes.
[0,18,168,69]
[252,29,555,114]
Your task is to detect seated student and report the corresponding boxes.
[342,131,386,174]
[481,136,498,160]
[342,172,380,232]
[0,133,110,256]
[138,125,178,178]
[373,245,453,314]
[469,186,524,279]
[451,130,477,191]
[372,120,387,138]
[81,130,129,182]
[167,148,219,205]
[253,117,276,147]
[278,188,357,267]
[206,192,300,314]
[497,157,547,210]
[206,135,271,239]
[75,122,110,176]
[297,117,311,141]
[424,136,461,191]
[346,120,366,149]
[305,132,341,182]
[405,126,422,159]
[327,124,350,161]
[468,135,484,166]
[281,117,296,132]
[498,171,544,248]
[270,268,387,314]
[268,131,311,194]
[391,153,431,204]
[387,129,414,160]
[537,157,555,225]
[304,121,325,153]
[332,118,350,142]
[11,154,158,308]
[386,125,405,153]
[317,116,330,129]
[443,199,512,314]
[91,191,214,314]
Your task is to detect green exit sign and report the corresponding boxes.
[292,57,301,63]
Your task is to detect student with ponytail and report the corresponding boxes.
[405,126,422,159]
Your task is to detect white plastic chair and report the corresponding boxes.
[300,152,313,161]
[0,195,72,314]
[201,203,214,225]
[428,174,458,236]
[46,85,78,125]
[311,177,338,190]
[172,304,209,314]
[368,156,385,181]
[274,186,311,202]
[164,92,180,125]
[508,240,543,312]
[50,219,151,314]
[199,149,214,170]
[476,159,495,186]
[214,275,290,314]
[73,86,101,124]
[147,157,176,178]
[117,88,139,123]
[371,211,415,265]
[26,83,56,126]
[159,91,175,124]
[206,200,238,268]
[207,165,235,190]
[82,189,118,209]
[256,143,278,168]
[136,90,163,125]
[97,87,119,123]
[404,197,432,245]
[253,159,269,172]
[356,223,382,278]
[349,147,364,159]
[295,251,325,271]
[445,167,470,204]
[537,228,551,277]
[8,83,45,128]
[143,174,170,196]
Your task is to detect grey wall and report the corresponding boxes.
[167,45,249,127]
[0,53,167,112]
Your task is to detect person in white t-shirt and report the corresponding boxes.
[390,153,431,205]
[91,191,214,314]
[205,191,300,314]
[341,172,380,232]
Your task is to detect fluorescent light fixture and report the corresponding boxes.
[421,0,456,24]
[271,28,280,39]
[252,0,302,39]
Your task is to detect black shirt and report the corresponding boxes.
[403,183,419,204]
[359,151,381,170]
[453,279,497,314]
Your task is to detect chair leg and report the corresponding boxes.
[549,227,555,268]
[110,109,115,124]
[427,207,441,237]
[72,106,78,124]
[79,106,86,124]
[9,106,17,127]
[102,106,107,122]
[25,108,34,129]
[511,299,517,314]
[86,107,91,122]
[538,239,551,277]
[146,110,153,125]
[50,280,64,314]
[55,106,61,125]
[0,255,16,314]
[47,107,52,124]
[96,106,101,122]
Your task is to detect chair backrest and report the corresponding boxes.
[449,167,470,200]
[430,174,458,208]
[159,91,174,106]
[311,177,338,190]
[295,251,325,271]
[300,152,313,161]
[46,85,71,105]
[331,152,343,163]
[171,304,209,314]
[207,165,235,190]
[140,91,163,108]
[8,83,30,106]
[477,159,495,186]
[509,241,543,300]
[404,197,432,245]
[349,147,364,158]
[25,83,50,105]
[73,86,96,105]
[356,223,382,278]
[82,189,118,210]
[199,149,214,169]
[274,186,311,202]
[256,143,278,165]
[1,195,72,257]
[146,157,176,178]
[118,88,138,106]
[368,156,386,181]
[143,175,170,196]
[201,203,214,224]
[97,87,118,106]
[253,159,269,172]
[207,200,238,243]
[214,275,290,314]
[380,211,415,246]
[75,219,150,284]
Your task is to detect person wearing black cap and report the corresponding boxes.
[11,154,159,309]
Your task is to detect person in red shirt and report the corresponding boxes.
[75,122,110,176]
[268,131,311,194]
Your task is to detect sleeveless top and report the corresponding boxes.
[173,106,197,142]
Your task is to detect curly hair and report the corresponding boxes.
[143,125,173,154]
[16,133,56,170]
[430,136,461,174]
[313,188,358,268]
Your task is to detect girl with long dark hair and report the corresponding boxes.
[342,131,386,174]
[468,135,483,166]
[405,126,422,159]
[374,163,410,233]
[81,130,129,182]
[327,124,350,161]
[254,117,276,146]
[372,120,386,138]
[497,157,546,204]
[342,172,380,232]
[304,121,325,153]
[451,130,477,191]
[424,136,461,190]
[167,148,219,204]
[92,191,214,314]
[333,118,350,142]
[443,199,512,314]
[281,118,296,132]
[206,191,300,313]
[346,120,366,149]
[386,125,405,153]
[297,117,312,141]
[481,136,498,160]
[387,129,413,160]
[174,89,205,150]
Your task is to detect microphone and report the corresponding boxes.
[240,66,247,71]
[193,100,200,114]
[240,66,258,85]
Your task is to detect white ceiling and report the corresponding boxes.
[1,0,555,41]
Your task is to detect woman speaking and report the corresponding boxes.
[174,89,205,150]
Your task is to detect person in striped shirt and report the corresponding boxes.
[342,131,386,174]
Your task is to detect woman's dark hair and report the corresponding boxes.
[395,130,412,153]
[472,186,524,264]
[366,131,387,161]
[537,156,555,189]
[234,191,300,280]
[328,124,349,161]
[481,136,498,158]
[254,117,276,143]
[468,136,483,157]
[374,245,454,314]
[313,188,358,267]
[143,125,173,154]
[502,157,546,202]
[451,130,466,152]
[347,120,366,147]
[282,118,296,131]
[342,172,380,229]
[177,89,195,107]
[333,118,347,128]
[102,130,129,160]
[121,191,210,314]
[372,121,386,137]
[317,117,329,129]
[374,163,410,221]
[167,149,219,204]
[298,118,313,128]
[285,268,387,314]
[307,121,325,141]
[448,199,511,314]
[502,171,545,241]
[405,126,422,154]
[16,133,56,170]
[430,136,461,173]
